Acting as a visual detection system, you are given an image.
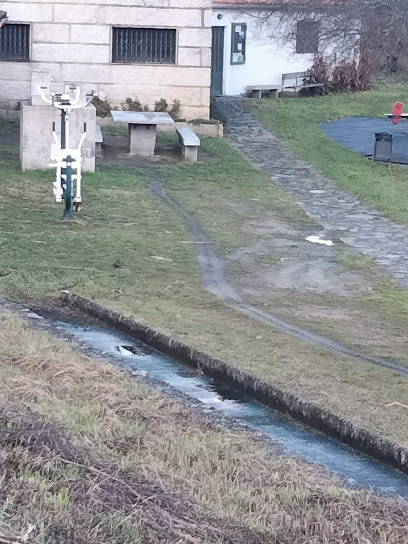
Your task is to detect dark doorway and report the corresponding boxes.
[211,26,224,95]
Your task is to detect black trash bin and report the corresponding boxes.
[373,132,393,163]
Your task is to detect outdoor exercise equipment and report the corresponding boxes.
[37,85,96,220]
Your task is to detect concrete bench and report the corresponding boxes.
[246,85,280,99]
[282,72,325,97]
[177,126,200,162]
[95,124,103,157]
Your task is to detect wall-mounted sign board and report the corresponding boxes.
[231,23,246,65]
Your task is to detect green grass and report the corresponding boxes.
[1,128,408,446]
[248,82,408,225]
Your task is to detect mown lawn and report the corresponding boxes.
[248,82,408,226]
[0,123,408,446]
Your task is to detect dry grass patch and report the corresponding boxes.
[0,308,408,543]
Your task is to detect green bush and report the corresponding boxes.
[124,97,149,111]
[154,98,169,112]
[169,99,181,121]
[92,96,112,118]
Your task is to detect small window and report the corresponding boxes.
[231,23,246,65]
[112,27,176,64]
[0,23,30,61]
[296,20,319,54]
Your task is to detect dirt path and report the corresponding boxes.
[148,176,408,377]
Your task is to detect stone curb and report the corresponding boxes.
[60,290,408,475]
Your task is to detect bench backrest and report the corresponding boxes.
[177,126,200,146]
[282,71,310,86]
[282,71,308,80]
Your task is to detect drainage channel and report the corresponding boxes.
[53,316,408,498]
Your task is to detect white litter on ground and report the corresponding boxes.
[306,235,333,246]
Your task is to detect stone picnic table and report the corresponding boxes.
[111,111,175,157]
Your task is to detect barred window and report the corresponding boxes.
[296,20,319,54]
[0,24,30,61]
[112,27,176,64]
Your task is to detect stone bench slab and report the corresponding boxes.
[177,127,200,162]
[177,127,200,147]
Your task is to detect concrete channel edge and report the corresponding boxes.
[60,290,408,475]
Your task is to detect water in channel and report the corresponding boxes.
[54,317,408,498]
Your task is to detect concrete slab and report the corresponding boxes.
[112,111,175,125]
[20,103,96,172]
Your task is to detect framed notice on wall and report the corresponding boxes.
[231,23,246,65]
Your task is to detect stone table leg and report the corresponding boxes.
[128,123,157,156]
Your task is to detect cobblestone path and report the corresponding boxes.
[217,98,408,288]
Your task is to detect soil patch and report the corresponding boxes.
[228,216,370,298]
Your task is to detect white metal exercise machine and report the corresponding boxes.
[37,84,96,219]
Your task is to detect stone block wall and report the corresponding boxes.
[0,0,212,119]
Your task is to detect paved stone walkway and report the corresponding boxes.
[217,98,408,288]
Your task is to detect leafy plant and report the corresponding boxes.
[154,98,169,112]
[92,96,112,118]
[169,99,181,120]
[124,97,149,111]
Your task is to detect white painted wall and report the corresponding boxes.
[211,9,328,96]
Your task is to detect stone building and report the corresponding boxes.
[0,0,212,119]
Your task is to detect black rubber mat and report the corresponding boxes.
[320,116,408,164]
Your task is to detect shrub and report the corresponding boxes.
[309,55,371,93]
[92,96,112,118]
[124,97,149,111]
[309,56,331,86]
[154,98,169,112]
[332,59,371,92]
[169,99,181,121]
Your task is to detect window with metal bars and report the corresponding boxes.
[112,27,176,64]
[0,23,30,61]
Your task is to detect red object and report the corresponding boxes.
[391,102,404,125]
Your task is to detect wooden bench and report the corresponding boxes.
[177,126,200,162]
[282,72,325,97]
[95,124,103,158]
[246,85,280,99]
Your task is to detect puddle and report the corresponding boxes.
[53,316,408,498]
